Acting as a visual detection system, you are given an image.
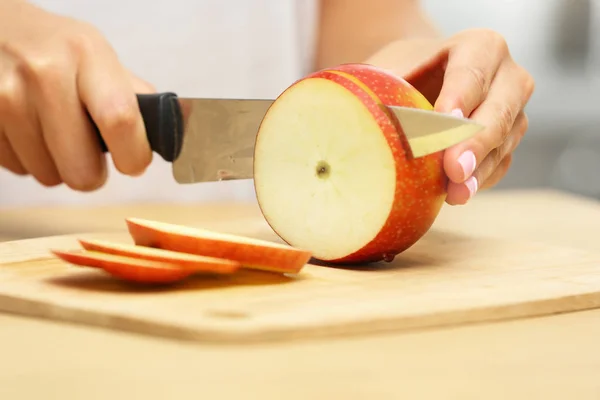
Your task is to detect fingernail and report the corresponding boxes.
[457,150,476,179]
[465,176,478,198]
[450,108,464,118]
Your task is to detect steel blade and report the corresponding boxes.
[171,98,273,184]
[387,106,484,158]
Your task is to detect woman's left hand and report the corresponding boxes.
[370,28,536,205]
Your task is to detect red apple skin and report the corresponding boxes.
[125,218,312,274]
[52,250,194,284]
[256,63,447,264]
[78,239,241,274]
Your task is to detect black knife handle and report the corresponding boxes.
[91,92,184,162]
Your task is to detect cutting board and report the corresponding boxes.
[1,220,600,344]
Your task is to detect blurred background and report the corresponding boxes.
[422,0,600,200]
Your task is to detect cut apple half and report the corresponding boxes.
[253,63,447,264]
[52,249,197,284]
[78,239,240,274]
[125,218,312,274]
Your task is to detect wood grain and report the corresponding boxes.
[1,215,600,344]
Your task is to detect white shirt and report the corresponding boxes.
[0,0,319,207]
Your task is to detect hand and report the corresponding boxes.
[404,29,535,205]
[0,0,155,191]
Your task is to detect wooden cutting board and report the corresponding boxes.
[1,218,600,344]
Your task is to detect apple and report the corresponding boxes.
[252,63,447,264]
[52,249,198,283]
[78,239,241,273]
[125,217,312,274]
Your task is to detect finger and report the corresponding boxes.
[0,65,61,184]
[5,111,63,187]
[445,175,478,206]
[23,53,107,191]
[445,153,514,206]
[434,29,509,116]
[480,154,513,190]
[443,61,532,185]
[444,112,527,206]
[473,111,528,188]
[77,41,152,176]
[0,128,27,175]
[3,84,62,186]
[0,65,27,175]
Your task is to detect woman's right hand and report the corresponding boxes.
[0,0,155,191]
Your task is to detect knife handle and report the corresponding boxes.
[91,92,184,162]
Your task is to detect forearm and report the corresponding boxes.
[314,0,443,71]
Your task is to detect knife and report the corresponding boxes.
[92,92,484,183]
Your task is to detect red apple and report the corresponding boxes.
[125,218,312,274]
[252,63,447,264]
[52,249,197,283]
[78,239,241,273]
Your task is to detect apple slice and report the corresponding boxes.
[78,239,240,274]
[253,63,447,264]
[52,250,197,284]
[125,218,311,274]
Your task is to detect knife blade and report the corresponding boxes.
[93,93,484,184]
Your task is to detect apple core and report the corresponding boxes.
[315,160,331,179]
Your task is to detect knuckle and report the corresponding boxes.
[98,99,140,134]
[474,28,509,55]
[500,133,518,161]
[65,23,105,58]
[518,112,529,137]
[498,154,513,178]
[1,42,67,88]
[477,149,503,187]
[480,153,513,191]
[0,73,19,115]
[500,114,526,161]
[494,103,516,142]
[490,155,512,189]
[505,113,528,154]
[491,146,504,167]
[521,69,536,100]
[463,64,488,93]
[19,56,64,88]
[463,28,509,53]
[490,31,509,56]
[447,64,488,109]
[0,41,25,62]
[66,33,95,59]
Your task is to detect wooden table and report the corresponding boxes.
[1,189,600,399]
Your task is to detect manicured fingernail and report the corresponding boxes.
[450,108,464,118]
[457,150,476,179]
[465,176,478,198]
